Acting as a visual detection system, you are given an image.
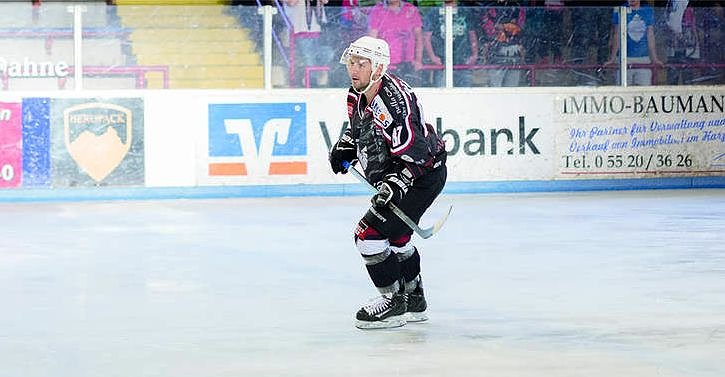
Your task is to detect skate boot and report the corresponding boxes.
[405,281,428,322]
[355,292,407,329]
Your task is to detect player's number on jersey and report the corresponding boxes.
[1,164,14,182]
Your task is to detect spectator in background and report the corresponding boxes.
[284,0,335,87]
[567,0,612,85]
[368,0,424,86]
[480,0,527,87]
[527,0,565,64]
[422,0,478,87]
[604,0,664,86]
[327,0,380,86]
[338,0,371,39]
[698,0,724,84]
[337,0,380,42]
[664,0,701,85]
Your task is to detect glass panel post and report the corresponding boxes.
[618,5,627,87]
[258,5,277,90]
[68,4,87,90]
[444,5,453,88]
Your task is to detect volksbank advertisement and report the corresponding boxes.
[198,89,555,186]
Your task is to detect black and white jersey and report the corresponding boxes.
[343,73,445,185]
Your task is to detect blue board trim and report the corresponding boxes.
[1,176,724,202]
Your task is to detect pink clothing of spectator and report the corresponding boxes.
[367,0,422,66]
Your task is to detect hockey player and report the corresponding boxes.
[329,36,447,329]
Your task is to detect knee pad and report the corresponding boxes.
[389,233,413,259]
[356,219,401,293]
[354,218,390,256]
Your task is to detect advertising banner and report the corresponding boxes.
[194,89,555,186]
[0,87,721,202]
[51,98,145,187]
[0,101,21,188]
[556,89,725,178]
[420,90,552,182]
[21,98,52,187]
[207,103,308,180]
[198,92,345,186]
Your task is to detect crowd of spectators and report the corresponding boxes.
[259,0,724,87]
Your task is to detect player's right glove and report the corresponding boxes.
[329,134,356,174]
[372,173,410,208]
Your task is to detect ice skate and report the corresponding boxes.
[405,281,428,322]
[355,292,407,329]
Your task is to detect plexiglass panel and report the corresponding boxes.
[268,1,725,88]
[1,1,722,90]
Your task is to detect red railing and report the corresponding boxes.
[304,66,329,88]
[304,62,724,88]
[69,65,169,89]
[422,62,725,86]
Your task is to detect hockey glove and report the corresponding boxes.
[372,173,410,208]
[329,134,356,174]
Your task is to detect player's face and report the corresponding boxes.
[346,55,373,91]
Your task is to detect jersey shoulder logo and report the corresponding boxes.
[370,97,393,128]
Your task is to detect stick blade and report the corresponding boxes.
[418,204,452,239]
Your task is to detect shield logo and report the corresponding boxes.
[63,103,132,182]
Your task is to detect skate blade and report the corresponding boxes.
[404,311,428,323]
[355,315,407,330]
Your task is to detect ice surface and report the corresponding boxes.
[1,189,724,377]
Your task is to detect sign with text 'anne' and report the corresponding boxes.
[0,57,70,78]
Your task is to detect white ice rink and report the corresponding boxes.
[1,189,724,377]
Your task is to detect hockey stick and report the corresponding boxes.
[342,161,451,239]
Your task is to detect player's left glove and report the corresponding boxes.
[372,173,411,208]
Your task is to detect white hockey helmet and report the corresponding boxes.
[339,36,390,77]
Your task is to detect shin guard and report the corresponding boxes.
[363,250,402,295]
[398,247,421,291]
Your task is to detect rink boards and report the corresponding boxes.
[0,86,724,200]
